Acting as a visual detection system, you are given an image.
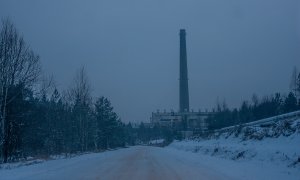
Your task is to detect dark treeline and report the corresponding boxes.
[208,70,300,130]
[0,19,134,163]
[3,83,126,162]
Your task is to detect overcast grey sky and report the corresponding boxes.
[1,0,300,122]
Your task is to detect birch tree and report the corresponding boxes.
[68,66,92,152]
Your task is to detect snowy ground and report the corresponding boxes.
[170,133,300,167]
[1,119,299,180]
[168,138,300,180]
[0,146,233,180]
[1,145,299,180]
[168,119,300,180]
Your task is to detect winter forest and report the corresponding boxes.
[1,0,300,179]
[1,18,300,164]
[0,19,126,163]
[0,19,178,163]
[208,76,300,130]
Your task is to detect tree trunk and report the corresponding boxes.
[1,86,8,163]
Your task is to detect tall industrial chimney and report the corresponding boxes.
[179,29,190,112]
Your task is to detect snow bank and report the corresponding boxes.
[0,151,104,170]
[168,119,300,179]
[170,119,300,167]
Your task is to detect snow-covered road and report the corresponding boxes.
[2,145,299,180]
[1,146,234,180]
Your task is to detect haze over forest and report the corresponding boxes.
[1,0,299,123]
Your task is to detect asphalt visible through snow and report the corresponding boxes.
[1,146,235,180]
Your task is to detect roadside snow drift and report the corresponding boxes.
[169,118,300,179]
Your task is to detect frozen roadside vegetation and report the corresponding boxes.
[0,153,89,170]
[0,148,123,170]
[168,118,300,178]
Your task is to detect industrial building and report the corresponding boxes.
[150,29,213,133]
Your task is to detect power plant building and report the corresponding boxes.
[150,29,212,133]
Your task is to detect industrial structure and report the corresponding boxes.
[150,29,213,133]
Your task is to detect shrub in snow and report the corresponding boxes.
[232,151,246,160]
[271,120,295,137]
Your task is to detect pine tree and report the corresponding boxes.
[94,97,120,149]
[283,92,298,113]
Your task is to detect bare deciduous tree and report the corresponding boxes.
[69,66,92,106]
[0,18,41,162]
[68,66,92,151]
